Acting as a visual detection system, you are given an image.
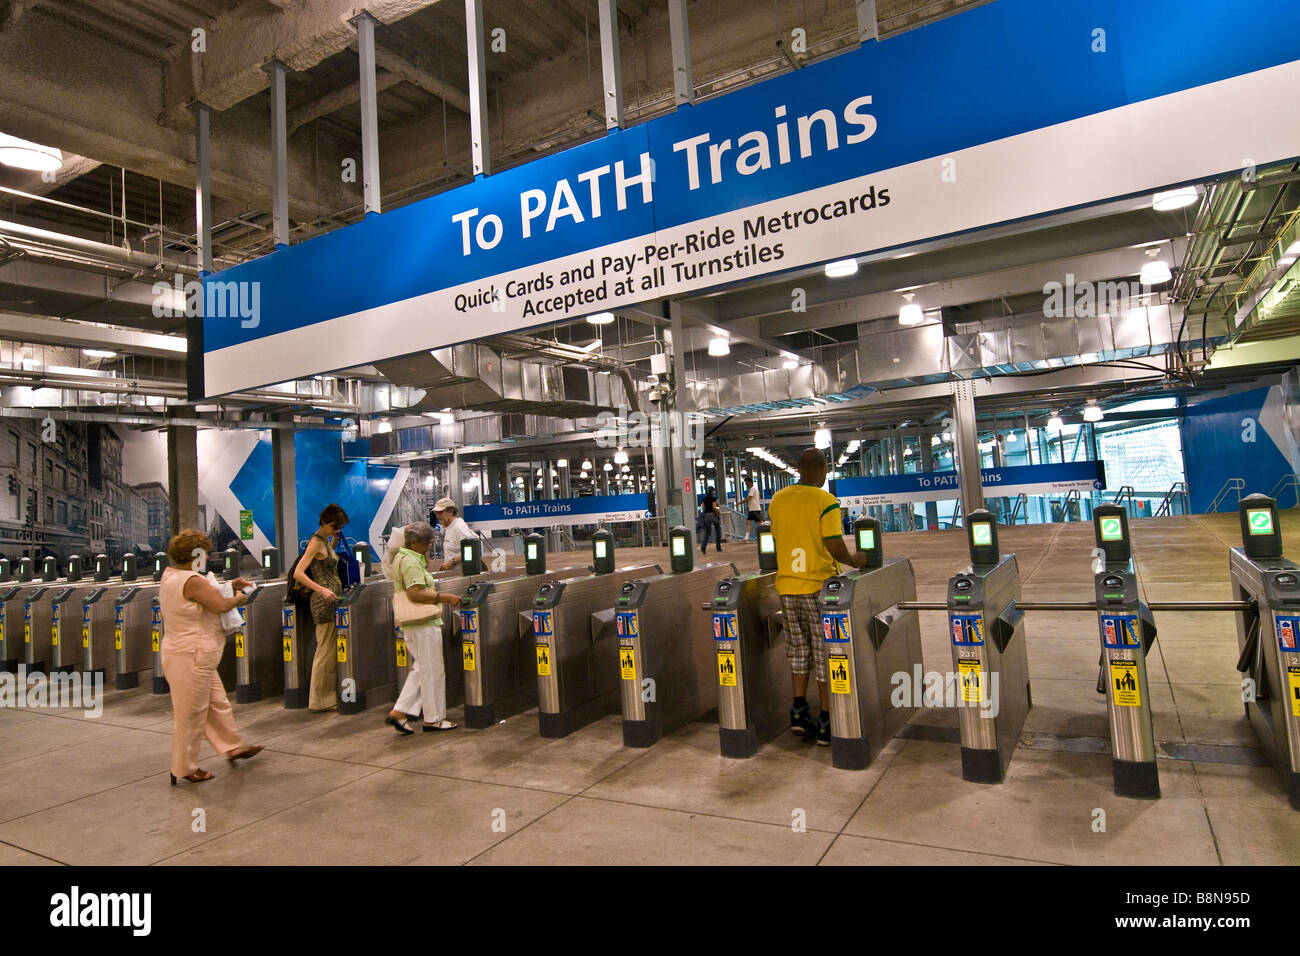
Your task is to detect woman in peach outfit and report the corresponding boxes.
[159,529,263,784]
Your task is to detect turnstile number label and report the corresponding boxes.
[1288,666,1300,718]
[461,609,478,634]
[616,611,638,637]
[950,615,984,646]
[1277,617,1300,652]
[395,639,407,668]
[282,637,293,662]
[336,637,347,663]
[822,613,849,643]
[462,640,476,671]
[828,653,851,695]
[82,626,89,649]
[535,644,552,676]
[1102,614,1140,649]
[619,644,637,680]
[235,633,245,658]
[717,650,737,686]
[958,659,985,703]
[713,613,738,641]
[1110,661,1141,707]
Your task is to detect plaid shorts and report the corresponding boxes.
[780,591,828,684]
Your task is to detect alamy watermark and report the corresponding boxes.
[594,406,706,457]
[0,666,103,718]
[890,664,1000,718]
[152,274,261,328]
[1042,273,1158,319]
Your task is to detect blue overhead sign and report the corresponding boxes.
[197,0,1300,397]
[463,493,651,531]
[834,462,1106,507]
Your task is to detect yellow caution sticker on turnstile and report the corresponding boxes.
[336,637,347,663]
[82,626,89,649]
[1110,661,1141,707]
[717,650,737,687]
[462,640,476,671]
[535,643,552,676]
[1288,665,1300,718]
[24,623,30,644]
[235,633,245,658]
[395,640,407,668]
[619,645,637,680]
[149,628,158,652]
[50,624,58,646]
[958,659,985,703]
[282,637,292,662]
[828,654,850,695]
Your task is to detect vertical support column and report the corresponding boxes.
[167,426,200,535]
[263,59,290,247]
[464,0,491,175]
[191,103,213,273]
[272,419,298,556]
[352,12,382,214]
[856,0,878,43]
[597,0,624,129]
[951,380,985,522]
[449,450,463,505]
[667,0,694,106]
[921,436,939,531]
[667,301,695,529]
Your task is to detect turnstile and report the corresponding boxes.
[21,584,54,673]
[1230,494,1300,809]
[1,578,52,672]
[334,578,397,714]
[946,510,1032,783]
[457,565,595,728]
[47,581,107,674]
[614,562,739,747]
[816,524,923,770]
[710,571,786,758]
[1091,505,1160,798]
[235,582,288,702]
[531,564,664,738]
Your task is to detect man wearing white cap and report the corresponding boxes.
[431,497,475,571]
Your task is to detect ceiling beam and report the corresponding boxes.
[0,311,186,358]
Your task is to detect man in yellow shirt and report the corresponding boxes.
[768,448,869,744]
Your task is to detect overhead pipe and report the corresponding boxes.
[0,219,198,276]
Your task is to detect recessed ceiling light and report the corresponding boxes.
[825,258,858,278]
[1152,186,1199,211]
[0,133,63,172]
[82,349,117,359]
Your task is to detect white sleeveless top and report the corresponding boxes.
[158,567,225,654]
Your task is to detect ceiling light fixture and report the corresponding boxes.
[586,311,615,325]
[82,349,118,359]
[376,421,392,434]
[708,336,730,356]
[614,449,628,464]
[825,258,859,278]
[1139,260,1173,286]
[0,133,64,172]
[1083,402,1104,423]
[1152,186,1199,211]
[1047,413,1064,433]
[898,292,924,326]
[603,462,613,472]
[814,426,831,450]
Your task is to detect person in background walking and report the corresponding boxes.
[293,503,349,712]
[383,522,462,734]
[746,479,763,540]
[700,485,722,553]
[159,529,262,784]
[431,497,475,571]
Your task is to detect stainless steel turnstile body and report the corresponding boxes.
[946,555,1032,783]
[46,581,110,674]
[105,582,159,690]
[818,557,924,770]
[234,581,287,702]
[457,566,593,729]
[335,578,397,714]
[19,584,54,672]
[1231,547,1300,809]
[0,583,37,671]
[531,565,662,738]
[711,572,786,758]
[614,562,738,747]
[1094,562,1160,797]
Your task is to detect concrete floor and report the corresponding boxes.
[2,512,1298,865]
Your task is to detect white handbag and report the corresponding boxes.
[391,554,441,627]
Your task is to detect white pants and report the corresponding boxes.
[394,623,447,723]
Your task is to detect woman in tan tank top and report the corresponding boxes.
[158,529,263,784]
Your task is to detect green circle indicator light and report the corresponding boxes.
[1248,509,1275,535]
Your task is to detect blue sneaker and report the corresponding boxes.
[790,701,817,737]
